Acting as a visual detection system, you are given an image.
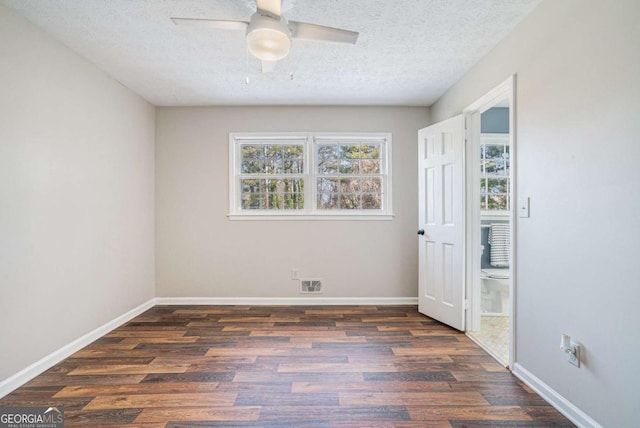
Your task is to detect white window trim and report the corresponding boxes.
[228,132,393,220]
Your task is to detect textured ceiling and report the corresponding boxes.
[1,0,540,106]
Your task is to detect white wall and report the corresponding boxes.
[155,106,428,299]
[0,6,155,382]
[432,0,640,426]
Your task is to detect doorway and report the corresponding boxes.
[464,77,515,367]
[416,76,515,368]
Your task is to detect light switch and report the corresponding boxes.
[519,197,530,218]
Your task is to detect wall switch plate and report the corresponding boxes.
[291,269,299,280]
[561,334,580,367]
[519,197,530,218]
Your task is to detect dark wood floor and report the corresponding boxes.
[0,305,574,427]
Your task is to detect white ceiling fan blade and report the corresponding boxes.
[261,60,278,73]
[256,0,282,17]
[171,17,248,31]
[289,21,358,44]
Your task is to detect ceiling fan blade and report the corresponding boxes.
[256,0,282,17]
[289,21,358,44]
[171,17,248,31]
[261,60,278,73]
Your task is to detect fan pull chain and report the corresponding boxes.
[288,45,294,81]
[245,47,250,85]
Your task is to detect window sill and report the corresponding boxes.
[227,212,394,221]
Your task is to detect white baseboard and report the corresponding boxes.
[511,362,602,428]
[0,299,155,399]
[154,296,418,306]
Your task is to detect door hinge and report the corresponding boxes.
[464,299,470,310]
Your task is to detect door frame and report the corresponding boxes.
[463,75,517,368]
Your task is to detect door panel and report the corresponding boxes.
[424,240,436,299]
[443,243,454,305]
[418,115,465,331]
[425,168,435,224]
[443,163,454,224]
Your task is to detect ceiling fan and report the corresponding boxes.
[171,0,359,72]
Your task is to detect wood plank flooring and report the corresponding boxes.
[0,305,574,427]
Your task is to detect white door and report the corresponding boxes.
[418,115,465,330]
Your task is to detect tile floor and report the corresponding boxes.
[468,315,509,366]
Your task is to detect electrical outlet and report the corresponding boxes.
[567,342,580,367]
[291,269,299,280]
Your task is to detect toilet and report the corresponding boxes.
[481,268,509,315]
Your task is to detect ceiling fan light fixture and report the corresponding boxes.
[247,27,291,60]
[246,13,291,61]
[172,1,359,73]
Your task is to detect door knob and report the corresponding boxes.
[417,229,425,236]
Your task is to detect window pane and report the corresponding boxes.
[338,159,358,174]
[266,192,304,210]
[283,145,304,173]
[267,192,282,209]
[340,144,360,160]
[241,144,264,174]
[362,193,382,209]
[484,144,506,174]
[242,178,264,193]
[316,142,385,211]
[318,160,338,174]
[265,178,304,193]
[241,178,304,210]
[283,193,304,210]
[488,194,508,210]
[241,144,303,175]
[340,193,361,209]
[283,144,304,159]
[241,193,266,210]
[317,193,339,210]
[361,144,381,159]
[264,145,283,174]
[361,177,381,193]
[284,159,303,173]
[487,178,508,194]
[317,144,339,161]
[482,178,510,210]
[317,143,381,175]
[317,177,338,192]
[484,144,503,159]
[340,178,361,192]
[317,145,337,174]
[360,159,380,174]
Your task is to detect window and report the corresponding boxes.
[229,133,392,219]
[480,133,510,212]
